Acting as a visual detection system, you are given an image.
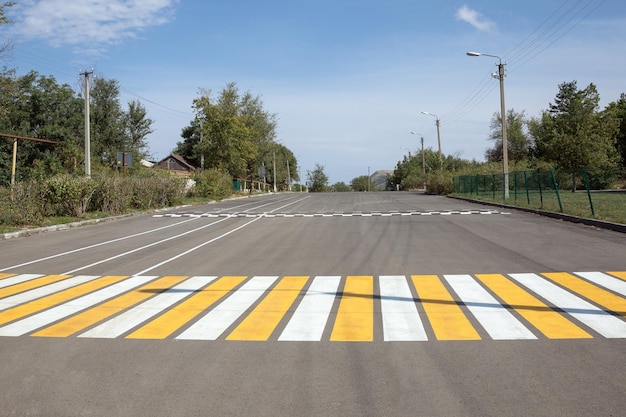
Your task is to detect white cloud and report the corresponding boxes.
[455,5,496,32]
[9,0,178,53]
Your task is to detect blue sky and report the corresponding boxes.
[3,0,625,183]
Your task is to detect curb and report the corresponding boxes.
[448,195,626,234]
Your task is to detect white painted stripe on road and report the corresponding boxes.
[0,274,44,289]
[176,276,279,340]
[78,276,217,339]
[0,275,100,311]
[574,271,626,297]
[278,276,341,341]
[510,273,626,338]
[380,276,427,341]
[0,276,158,336]
[444,274,537,340]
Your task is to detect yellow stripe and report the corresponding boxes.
[227,276,308,341]
[0,275,129,327]
[32,276,189,337]
[0,273,16,280]
[543,272,626,317]
[411,275,480,340]
[126,276,247,339]
[608,271,626,281]
[0,274,71,299]
[330,276,373,342]
[475,274,591,339]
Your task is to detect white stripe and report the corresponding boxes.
[0,275,100,311]
[444,274,537,340]
[176,276,278,340]
[78,276,217,339]
[0,274,44,289]
[574,272,626,297]
[510,273,626,338]
[0,276,157,336]
[279,276,341,341]
[379,276,428,341]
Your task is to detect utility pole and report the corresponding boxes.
[286,159,291,191]
[273,151,277,193]
[81,70,93,177]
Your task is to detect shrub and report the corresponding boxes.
[192,169,234,200]
[45,175,97,217]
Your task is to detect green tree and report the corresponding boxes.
[351,175,370,191]
[604,93,626,167]
[529,81,619,190]
[123,100,153,161]
[331,181,351,192]
[485,109,529,163]
[90,78,126,166]
[307,163,328,192]
[184,83,277,180]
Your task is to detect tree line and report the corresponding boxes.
[391,80,626,193]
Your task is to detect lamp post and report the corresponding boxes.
[467,51,509,199]
[400,146,411,159]
[410,131,426,190]
[421,112,441,163]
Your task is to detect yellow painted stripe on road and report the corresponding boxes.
[543,272,626,317]
[411,275,480,340]
[227,276,309,341]
[126,275,247,339]
[0,274,70,299]
[475,274,592,339]
[0,275,128,327]
[608,271,626,281]
[0,274,15,280]
[32,276,189,337]
[330,276,374,342]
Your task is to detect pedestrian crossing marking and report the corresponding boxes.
[227,276,308,341]
[0,274,68,298]
[608,271,626,281]
[330,276,374,342]
[33,275,190,338]
[474,274,592,339]
[0,273,15,280]
[0,272,624,342]
[411,275,481,340]
[126,275,244,339]
[0,275,126,328]
[542,272,626,317]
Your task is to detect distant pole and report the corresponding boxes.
[82,70,93,177]
[368,166,371,192]
[199,118,204,171]
[273,151,277,192]
[286,159,291,191]
[421,136,426,190]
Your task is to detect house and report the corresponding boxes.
[155,154,196,176]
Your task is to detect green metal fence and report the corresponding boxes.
[453,167,626,224]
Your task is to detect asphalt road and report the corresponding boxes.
[0,192,624,417]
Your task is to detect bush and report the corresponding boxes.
[0,180,47,226]
[45,175,97,217]
[192,169,234,200]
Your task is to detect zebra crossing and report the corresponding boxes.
[153,209,509,219]
[0,271,624,341]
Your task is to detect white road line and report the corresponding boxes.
[0,275,100,311]
[444,274,537,340]
[0,275,158,336]
[176,276,279,340]
[380,276,428,341]
[510,273,626,338]
[78,276,217,339]
[574,271,626,297]
[279,276,341,341]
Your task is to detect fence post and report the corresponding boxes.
[550,167,563,212]
[523,171,530,205]
[581,166,595,217]
[538,169,544,209]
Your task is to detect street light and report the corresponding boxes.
[400,146,411,159]
[467,51,509,199]
[410,131,426,190]
[421,111,441,162]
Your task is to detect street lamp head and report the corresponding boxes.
[466,51,481,57]
[420,111,430,116]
